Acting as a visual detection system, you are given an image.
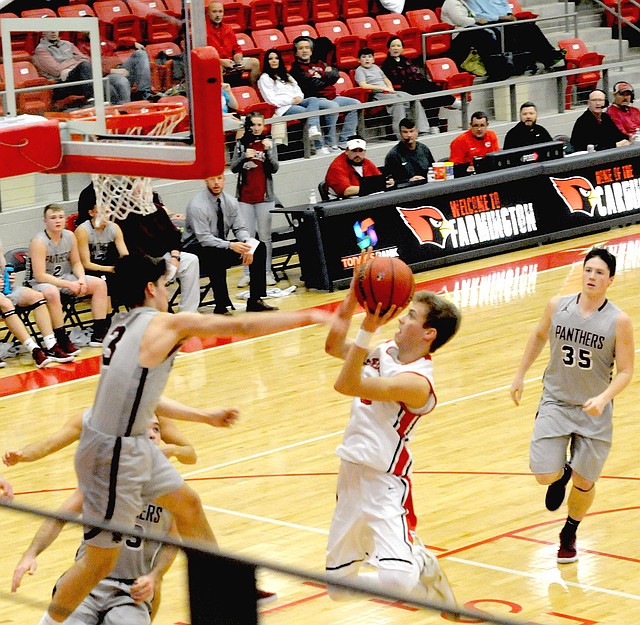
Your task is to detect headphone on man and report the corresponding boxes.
[613,81,635,103]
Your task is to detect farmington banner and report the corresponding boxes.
[298,148,640,289]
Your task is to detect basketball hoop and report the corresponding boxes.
[58,101,188,221]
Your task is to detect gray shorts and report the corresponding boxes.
[30,273,102,296]
[530,404,611,482]
[2,286,27,307]
[75,425,184,548]
[62,578,151,625]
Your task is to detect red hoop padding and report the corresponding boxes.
[49,46,225,179]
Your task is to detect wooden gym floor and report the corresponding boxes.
[2,225,640,625]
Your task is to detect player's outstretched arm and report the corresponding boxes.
[157,416,197,464]
[140,308,330,368]
[3,412,84,466]
[12,489,83,592]
[325,275,359,360]
[510,296,558,406]
[156,396,239,430]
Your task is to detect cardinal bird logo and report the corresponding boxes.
[396,206,453,249]
[550,176,602,217]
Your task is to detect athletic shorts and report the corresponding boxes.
[326,460,421,579]
[61,578,151,625]
[3,286,28,307]
[76,424,184,549]
[29,274,102,296]
[530,403,611,482]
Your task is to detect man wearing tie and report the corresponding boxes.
[183,174,277,315]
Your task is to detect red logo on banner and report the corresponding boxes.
[550,176,601,217]
[396,206,453,248]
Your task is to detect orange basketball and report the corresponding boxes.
[355,256,415,315]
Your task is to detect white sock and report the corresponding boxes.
[43,334,56,350]
[38,612,59,625]
[23,338,37,352]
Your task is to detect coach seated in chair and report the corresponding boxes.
[503,101,553,149]
[183,174,277,315]
[384,118,435,185]
[325,136,394,199]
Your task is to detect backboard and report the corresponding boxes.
[0,0,225,180]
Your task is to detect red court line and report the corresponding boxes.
[511,534,640,563]
[1,229,638,399]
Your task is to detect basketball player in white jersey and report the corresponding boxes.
[13,417,179,625]
[37,253,328,624]
[511,247,634,563]
[324,278,461,609]
[26,204,110,351]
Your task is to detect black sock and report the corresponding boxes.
[93,318,108,337]
[561,516,580,539]
[54,327,67,342]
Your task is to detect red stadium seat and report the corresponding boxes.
[0,61,53,115]
[335,70,368,102]
[146,42,183,91]
[235,32,263,60]
[58,4,96,18]
[405,8,439,32]
[311,0,339,24]
[280,0,310,27]
[422,22,453,59]
[507,0,539,20]
[340,0,368,19]
[252,28,294,67]
[93,0,144,48]
[231,85,276,117]
[283,24,318,43]
[246,0,279,31]
[425,57,474,100]
[315,20,362,70]
[602,0,640,27]
[128,0,181,43]
[375,14,422,60]
[558,38,605,109]
[20,8,57,18]
[0,13,36,61]
[346,17,391,65]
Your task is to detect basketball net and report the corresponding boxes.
[90,102,187,223]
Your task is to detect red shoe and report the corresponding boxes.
[45,344,75,363]
[557,534,578,563]
[32,347,52,369]
[58,334,80,357]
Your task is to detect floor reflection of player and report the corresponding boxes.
[36,254,328,624]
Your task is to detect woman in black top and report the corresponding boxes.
[381,36,458,132]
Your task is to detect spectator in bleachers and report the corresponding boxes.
[607,81,640,140]
[230,112,279,288]
[381,37,458,134]
[222,82,242,132]
[0,241,74,369]
[74,193,129,299]
[257,49,325,153]
[325,135,394,198]
[464,0,565,70]
[570,89,630,152]
[32,31,151,105]
[503,101,552,148]
[183,175,277,314]
[25,204,109,351]
[290,36,359,152]
[384,118,435,185]
[441,0,510,81]
[354,47,430,140]
[449,110,499,173]
[206,1,260,86]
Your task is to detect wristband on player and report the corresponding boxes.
[354,329,373,349]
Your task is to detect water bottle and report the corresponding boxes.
[3,265,14,295]
[633,128,640,143]
[427,167,435,183]
[309,189,318,205]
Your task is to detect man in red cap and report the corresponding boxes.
[607,81,640,140]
